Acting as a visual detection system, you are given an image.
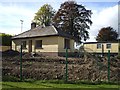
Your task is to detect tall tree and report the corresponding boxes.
[33,4,55,26]
[96,26,118,41]
[53,1,92,42]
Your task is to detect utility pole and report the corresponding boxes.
[20,20,23,33]
[20,20,23,81]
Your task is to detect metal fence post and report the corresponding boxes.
[118,40,120,56]
[102,44,104,57]
[20,45,22,81]
[65,48,68,82]
[108,50,110,82]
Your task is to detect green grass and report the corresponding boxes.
[1,76,120,89]
[1,81,120,89]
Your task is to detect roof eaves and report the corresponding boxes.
[84,41,118,44]
[12,34,59,40]
[52,25,58,34]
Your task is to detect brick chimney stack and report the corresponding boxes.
[31,22,36,29]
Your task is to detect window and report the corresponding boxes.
[106,44,111,49]
[97,43,101,49]
[64,39,70,49]
[35,40,42,48]
[22,41,27,49]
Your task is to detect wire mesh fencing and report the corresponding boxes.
[2,50,120,84]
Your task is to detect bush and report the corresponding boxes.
[0,33,12,46]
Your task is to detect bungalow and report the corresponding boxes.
[84,41,119,56]
[12,23,75,56]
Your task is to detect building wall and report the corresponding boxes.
[0,46,11,52]
[12,40,29,52]
[12,36,75,56]
[58,37,74,53]
[58,37,75,56]
[34,36,58,52]
[84,44,96,53]
[104,43,118,53]
[84,43,118,54]
[12,36,58,53]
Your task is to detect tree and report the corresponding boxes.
[96,26,118,41]
[53,1,92,42]
[33,4,55,26]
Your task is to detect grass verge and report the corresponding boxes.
[1,76,120,89]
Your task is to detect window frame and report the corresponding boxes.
[64,38,70,49]
[22,41,27,49]
[106,43,111,49]
[97,43,102,49]
[35,40,42,49]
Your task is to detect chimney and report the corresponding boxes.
[31,22,36,29]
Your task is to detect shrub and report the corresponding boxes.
[0,33,12,46]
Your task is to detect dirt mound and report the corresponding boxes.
[2,53,120,82]
[2,50,20,57]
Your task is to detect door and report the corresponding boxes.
[29,40,32,53]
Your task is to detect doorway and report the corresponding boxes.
[29,40,32,53]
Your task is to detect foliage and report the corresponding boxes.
[33,4,55,26]
[53,1,92,42]
[0,33,12,46]
[96,26,118,41]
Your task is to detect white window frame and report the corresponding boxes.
[97,43,102,49]
[106,43,111,49]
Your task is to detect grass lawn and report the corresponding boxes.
[1,80,120,90]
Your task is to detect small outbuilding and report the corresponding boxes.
[12,23,75,56]
[84,41,119,56]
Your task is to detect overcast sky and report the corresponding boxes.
[0,0,119,42]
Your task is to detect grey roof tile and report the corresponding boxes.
[12,25,75,40]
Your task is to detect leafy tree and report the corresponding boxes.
[53,1,92,42]
[33,4,55,26]
[0,33,12,46]
[96,26,118,41]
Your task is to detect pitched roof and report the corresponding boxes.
[12,25,75,40]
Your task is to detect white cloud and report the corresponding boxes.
[0,2,118,42]
[86,5,118,42]
[0,3,35,35]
